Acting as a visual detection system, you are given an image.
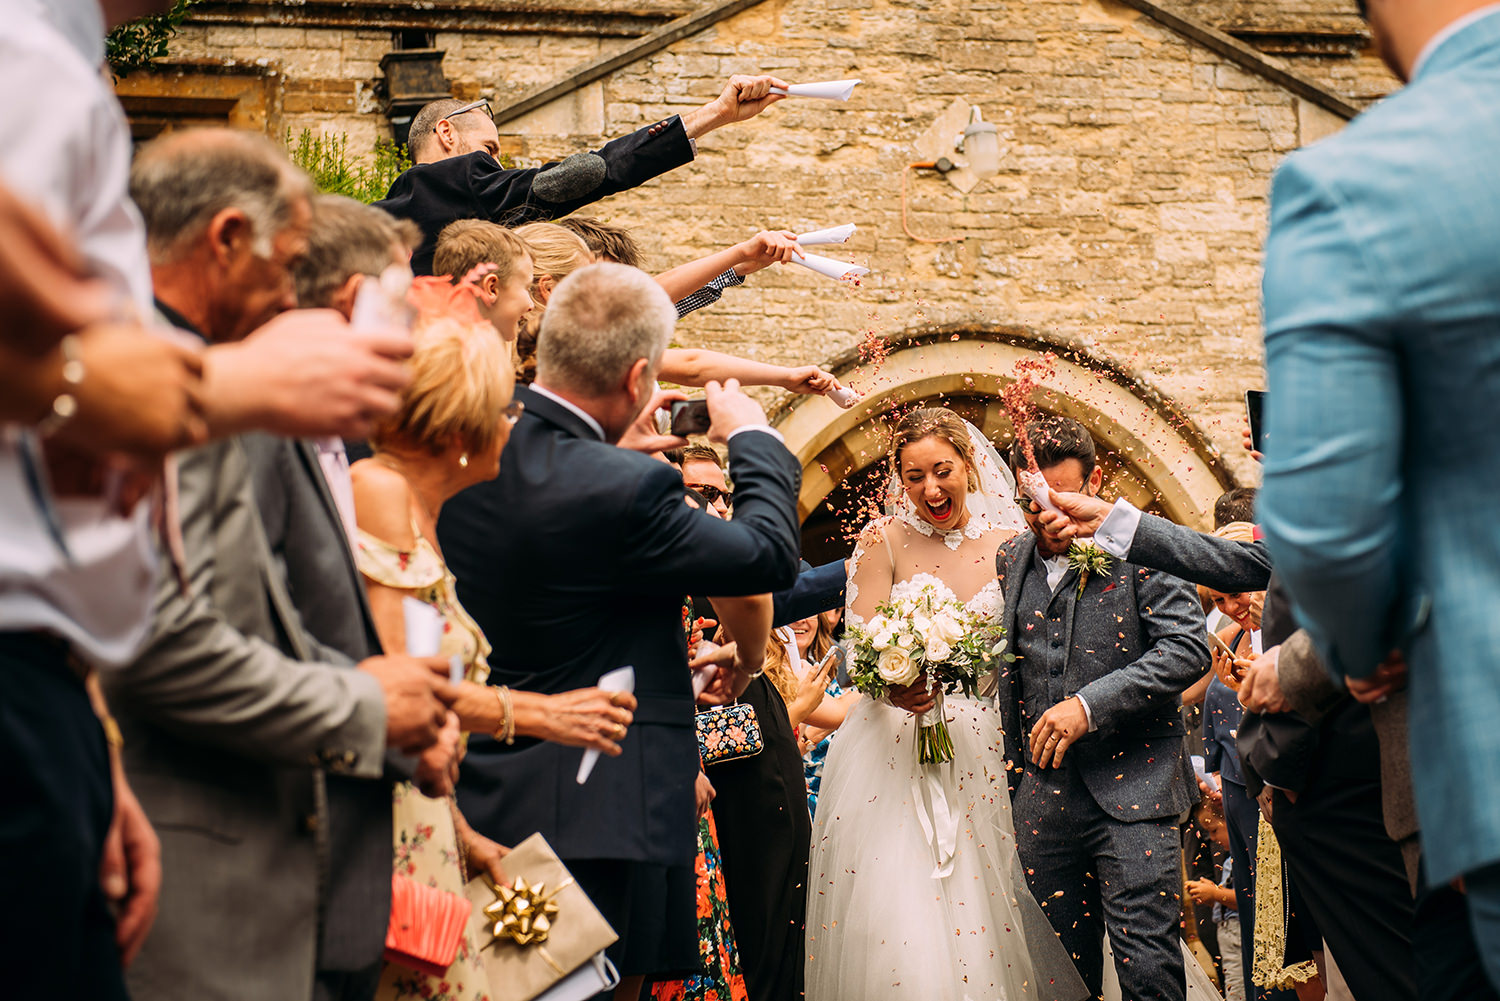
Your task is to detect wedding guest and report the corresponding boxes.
[706,626,833,1001]
[1215,487,1258,528]
[1255,3,1500,988]
[1198,524,1296,1001]
[655,229,803,319]
[559,215,643,267]
[512,221,594,381]
[988,414,1208,1001]
[680,444,734,517]
[442,262,801,1001]
[1191,801,1246,1001]
[787,614,857,816]
[105,127,459,1001]
[376,75,790,275]
[431,219,534,341]
[350,290,636,1001]
[0,5,415,992]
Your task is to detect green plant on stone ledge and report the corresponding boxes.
[286,130,412,205]
[106,0,203,76]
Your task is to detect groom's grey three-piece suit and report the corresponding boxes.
[995,532,1208,1001]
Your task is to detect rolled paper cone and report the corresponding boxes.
[769,79,861,101]
[827,386,859,409]
[449,653,465,686]
[1017,470,1061,514]
[577,666,635,784]
[795,223,856,246]
[792,252,870,282]
[403,597,445,657]
[351,263,413,333]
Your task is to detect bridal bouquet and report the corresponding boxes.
[846,576,1008,764]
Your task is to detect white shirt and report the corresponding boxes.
[0,0,160,668]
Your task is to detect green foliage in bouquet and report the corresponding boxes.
[106,0,203,77]
[286,130,413,205]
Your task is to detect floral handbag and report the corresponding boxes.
[696,701,763,765]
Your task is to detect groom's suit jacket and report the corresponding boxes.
[104,436,389,1001]
[443,385,801,866]
[994,532,1207,821]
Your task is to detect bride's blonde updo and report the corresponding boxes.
[890,407,980,491]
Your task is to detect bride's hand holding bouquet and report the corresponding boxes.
[845,576,1008,764]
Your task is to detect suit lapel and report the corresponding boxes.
[519,384,599,442]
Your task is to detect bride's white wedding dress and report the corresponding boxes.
[805,504,1090,1001]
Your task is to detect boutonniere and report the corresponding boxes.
[1066,541,1114,599]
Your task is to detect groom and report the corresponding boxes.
[998,416,1206,1001]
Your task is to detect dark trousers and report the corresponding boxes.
[1014,762,1185,1001]
[312,963,383,1001]
[1270,702,1416,1001]
[1462,862,1500,995]
[1412,861,1499,1001]
[0,634,126,1001]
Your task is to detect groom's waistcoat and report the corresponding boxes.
[997,533,1208,822]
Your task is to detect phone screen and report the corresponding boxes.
[670,399,712,437]
[1245,390,1266,453]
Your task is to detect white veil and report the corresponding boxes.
[886,417,1027,534]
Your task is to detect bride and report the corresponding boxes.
[804,407,1089,1001]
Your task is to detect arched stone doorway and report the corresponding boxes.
[768,327,1239,564]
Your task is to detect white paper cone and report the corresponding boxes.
[402,597,445,656]
[1017,470,1060,514]
[792,252,869,282]
[795,223,856,246]
[350,263,413,333]
[827,385,859,409]
[770,79,861,101]
[577,666,635,784]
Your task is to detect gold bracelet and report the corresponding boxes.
[494,685,516,745]
[100,713,124,750]
[36,334,85,437]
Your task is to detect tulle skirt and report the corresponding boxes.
[805,694,1090,1001]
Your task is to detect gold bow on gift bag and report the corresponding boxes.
[464,833,619,1001]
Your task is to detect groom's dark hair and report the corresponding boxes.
[1010,414,1096,480]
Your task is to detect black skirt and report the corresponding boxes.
[707,677,812,1001]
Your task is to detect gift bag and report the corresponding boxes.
[384,873,472,977]
[464,833,618,1001]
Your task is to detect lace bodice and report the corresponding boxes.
[845,516,1013,630]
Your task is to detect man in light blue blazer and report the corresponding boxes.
[1257,0,1500,987]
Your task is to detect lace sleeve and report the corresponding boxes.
[846,517,896,629]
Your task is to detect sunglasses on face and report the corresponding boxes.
[689,484,733,505]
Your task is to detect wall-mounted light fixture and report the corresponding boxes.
[957,107,1000,180]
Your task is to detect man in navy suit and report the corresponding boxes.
[442,262,801,998]
[1255,0,1500,989]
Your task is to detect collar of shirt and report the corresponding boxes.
[529,383,607,441]
[1412,3,1500,79]
[155,299,205,341]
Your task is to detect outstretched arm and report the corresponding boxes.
[656,231,803,305]
[660,347,844,399]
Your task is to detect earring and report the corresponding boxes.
[459,453,469,468]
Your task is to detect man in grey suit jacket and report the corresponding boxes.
[993,416,1206,1001]
[104,128,457,1001]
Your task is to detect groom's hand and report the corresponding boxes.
[1030,696,1088,768]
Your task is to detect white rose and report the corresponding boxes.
[868,616,895,651]
[930,610,965,647]
[910,610,933,641]
[877,645,921,687]
[927,636,953,664]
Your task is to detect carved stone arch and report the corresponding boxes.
[767,326,1239,560]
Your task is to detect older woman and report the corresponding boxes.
[354,281,637,1001]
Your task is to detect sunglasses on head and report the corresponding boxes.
[436,99,494,130]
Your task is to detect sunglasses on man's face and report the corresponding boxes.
[689,484,733,506]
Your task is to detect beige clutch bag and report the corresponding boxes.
[463,833,618,1001]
